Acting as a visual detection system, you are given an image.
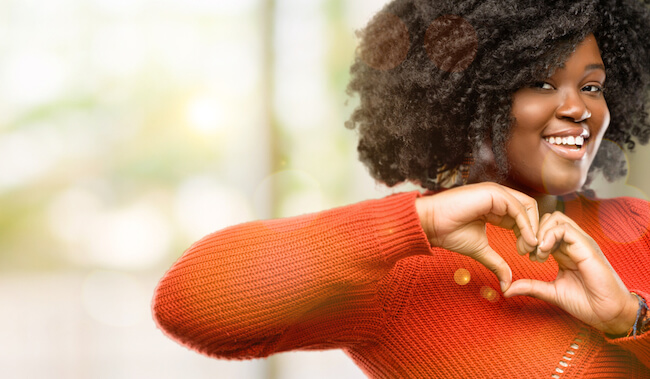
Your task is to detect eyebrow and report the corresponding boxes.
[555,63,606,72]
[585,63,606,72]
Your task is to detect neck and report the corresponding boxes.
[465,174,561,215]
[534,194,561,215]
[464,154,563,215]
[502,184,562,215]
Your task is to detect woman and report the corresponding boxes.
[153,0,650,377]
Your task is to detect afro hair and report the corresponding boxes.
[346,0,650,190]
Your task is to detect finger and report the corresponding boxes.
[472,245,513,292]
[516,232,537,257]
[502,186,540,237]
[524,213,550,262]
[503,278,557,305]
[537,211,582,247]
[512,224,535,259]
[539,212,552,225]
[539,223,597,268]
[491,187,539,249]
[536,212,562,262]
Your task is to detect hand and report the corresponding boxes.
[503,211,639,335]
[416,182,539,291]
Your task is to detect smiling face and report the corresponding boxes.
[504,34,610,196]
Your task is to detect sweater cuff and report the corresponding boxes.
[605,290,650,364]
[366,191,434,264]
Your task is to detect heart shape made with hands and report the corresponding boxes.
[500,212,639,336]
[417,183,639,336]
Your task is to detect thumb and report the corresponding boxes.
[503,278,556,304]
[472,246,512,292]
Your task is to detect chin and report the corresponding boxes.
[541,174,587,196]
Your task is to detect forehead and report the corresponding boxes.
[555,34,604,71]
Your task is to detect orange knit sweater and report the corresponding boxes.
[153,191,650,378]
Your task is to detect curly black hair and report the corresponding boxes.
[346,0,650,190]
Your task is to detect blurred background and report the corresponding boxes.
[0,0,647,378]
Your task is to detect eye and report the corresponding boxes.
[582,84,604,93]
[531,82,554,90]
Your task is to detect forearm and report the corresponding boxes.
[152,191,432,359]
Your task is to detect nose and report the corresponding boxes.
[556,89,591,122]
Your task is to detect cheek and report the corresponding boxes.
[511,94,554,130]
[587,102,610,154]
[595,106,610,138]
[506,118,547,165]
[505,133,547,185]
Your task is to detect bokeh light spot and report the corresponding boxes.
[359,12,410,71]
[598,194,650,244]
[424,15,478,73]
[187,96,225,134]
[454,268,471,285]
[480,286,499,302]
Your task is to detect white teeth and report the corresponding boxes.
[544,135,586,147]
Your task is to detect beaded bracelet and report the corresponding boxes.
[628,293,649,339]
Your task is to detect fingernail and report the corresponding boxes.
[500,281,507,292]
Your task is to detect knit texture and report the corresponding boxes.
[153,191,650,378]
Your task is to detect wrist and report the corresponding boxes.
[606,292,648,338]
[606,293,640,337]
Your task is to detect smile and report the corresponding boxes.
[542,135,589,160]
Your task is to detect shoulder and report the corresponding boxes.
[585,195,650,218]
[575,194,650,244]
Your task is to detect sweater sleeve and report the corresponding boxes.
[152,191,433,359]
